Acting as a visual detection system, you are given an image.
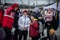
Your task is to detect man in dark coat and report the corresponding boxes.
[0,4,6,40]
[13,8,20,40]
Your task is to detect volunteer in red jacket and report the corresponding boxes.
[0,4,4,27]
[2,3,18,40]
[29,15,39,40]
[0,6,6,40]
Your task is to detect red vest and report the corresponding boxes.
[2,3,18,29]
[2,9,15,29]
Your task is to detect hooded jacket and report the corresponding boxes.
[2,3,18,29]
[13,9,19,28]
[32,7,44,24]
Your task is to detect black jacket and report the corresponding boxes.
[13,11,19,28]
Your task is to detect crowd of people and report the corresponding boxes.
[0,3,59,40]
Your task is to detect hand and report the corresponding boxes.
[23,27,26,30]
[30,22,33,25]
[47,38,49,40]
[38,17,42,19]
[48,23,51,25]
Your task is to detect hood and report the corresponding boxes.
[6,3,18,14]
[11,3,18,9]
[7,3,18,11]
[33,7,40,13]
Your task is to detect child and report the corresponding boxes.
[29,15,39,40]
[48,29,57,40]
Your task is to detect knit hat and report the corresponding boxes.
[33,7,40,13]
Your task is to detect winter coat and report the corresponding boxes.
[13,11,19,29]
[29,21,39,37]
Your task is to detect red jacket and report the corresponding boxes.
[0,10,3,25]
[2,3,18,29]
[29,21,39,37]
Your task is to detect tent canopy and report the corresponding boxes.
[1,0,56,6]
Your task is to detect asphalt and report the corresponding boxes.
[27,20,60,40]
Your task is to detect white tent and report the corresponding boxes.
[1,0,56,6]
[43,2,60,12]
[43,2,57,10]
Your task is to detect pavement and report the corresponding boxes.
[11,13,60,40]
[11,19,60,40]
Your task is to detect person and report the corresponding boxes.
[2,3,19,40]
[18,10,30,40]
[13,8,20,40]
[29,15,39,40]
[41,9,48,40]
[45,8,54,39]
[0,6,4,27]
[32,7,44,38]
[0,4,6,40]
[32,7,42,20]
[47,29,57,40]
